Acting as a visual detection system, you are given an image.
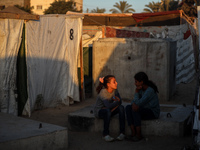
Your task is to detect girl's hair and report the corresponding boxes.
[96,75,115,94]
[134,72,159,93]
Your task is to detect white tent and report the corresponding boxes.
[24,14,83,116]
[0,14,84,116]
[0,18,24,115]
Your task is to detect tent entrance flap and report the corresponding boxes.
[17,23,28,116]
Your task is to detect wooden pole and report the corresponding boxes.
[80,35,85,101]
[180,10,182,25]
[0,12,39,20]
[197,5,200,120]
[198,0,200,50]
[102,25,105,38]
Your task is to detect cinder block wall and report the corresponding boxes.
[92,38,176,102]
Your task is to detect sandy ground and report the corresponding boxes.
[22,79,198,150]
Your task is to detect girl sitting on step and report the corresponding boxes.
[125,72,160,142]
[94,75,125,142]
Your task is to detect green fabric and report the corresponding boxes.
[78,47,93,93]
[83,47,92,77]
[17,24,28,116]
[83,47,92,93]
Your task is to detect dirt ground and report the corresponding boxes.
[23,79,198,150]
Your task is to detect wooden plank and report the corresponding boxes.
[0,12,39,20]
[79,35,85,101]
[83,14,180,26]
[137,14,180,26]
[83,16,136,26]
[198,6,200,120]
[180,10,183,24]
[84,13,133,17]
[102,25,105,38]
[198,6,200,50]
[106,16,136,26]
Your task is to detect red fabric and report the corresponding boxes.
[132,10,181,23]
[184,29,191,40]
[106,27,150,38]
[106,27,116,37]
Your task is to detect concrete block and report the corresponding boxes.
[68,103,193,137]
[0,112,68,150]
[92,38,177,102]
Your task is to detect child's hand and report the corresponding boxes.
[113,96,120,102]
[132,103,139,111]
[135,85,142,93]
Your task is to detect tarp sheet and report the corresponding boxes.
[0,19,24,115]
[82,31,102,47]
[23,15,82,115]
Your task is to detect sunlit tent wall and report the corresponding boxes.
[0,18,24,115]
[0,6,39,116]
[0,7,83,116]
[81,10,198,101]
[24,14,83,116]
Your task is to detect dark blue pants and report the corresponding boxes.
[98,105,125,136]
[125,105,156,127]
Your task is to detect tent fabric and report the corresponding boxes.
[132,10,181,23]
[0,6,39,20]
[0,6,30,14]
[23,15,82,116]
[17,24,28,116]
[105,27,150,38]
[0,19,24,115]
[82,31,102,47]
[176,32,195,84]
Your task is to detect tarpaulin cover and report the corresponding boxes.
[106,27,150,38]
[82,31,102,47]
[0,19,24,115]
[132,10,180,23]
[23,15,82,116]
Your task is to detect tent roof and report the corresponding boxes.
[0,6,39,20]
[82,10,185,27]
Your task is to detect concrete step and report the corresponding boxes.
[0,112,68,150]
[68,102,193,137]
